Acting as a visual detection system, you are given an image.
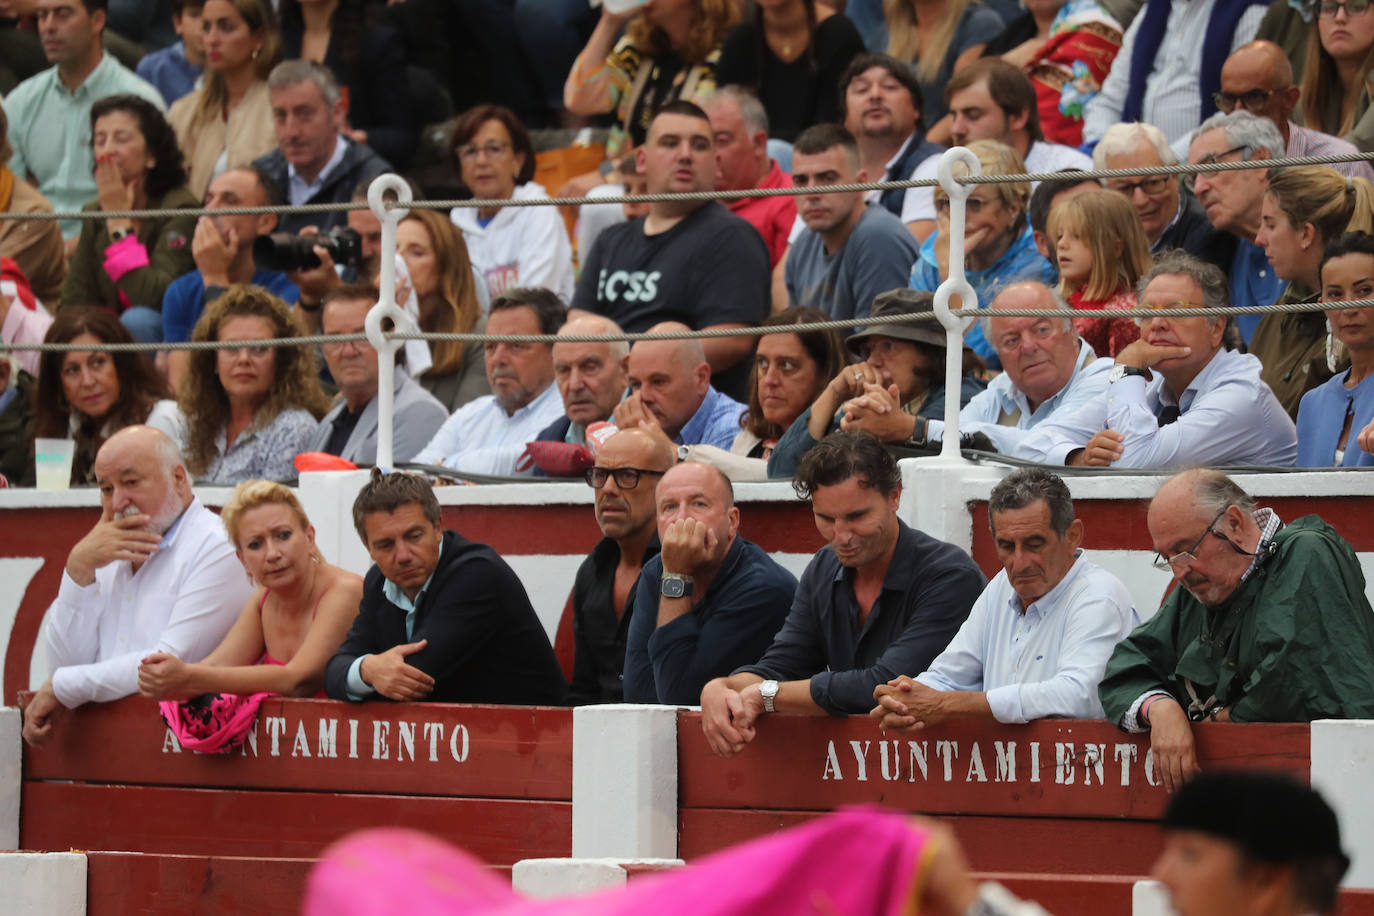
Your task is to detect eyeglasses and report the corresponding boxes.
[935,194,1000,215]
[1317,0,1372,18]
[1107,176,1170,196]
[1152,507,1228,571]
[1132,300,1205,327]
[584,466,666,490]
[322,337,369,354]
[1184,145,1252,191]
[457,141,512,163]
[1211,88,1278,113]
[221,343,274,358]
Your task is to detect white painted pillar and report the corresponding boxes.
[0,708,17,850]
[1310,719,1374,888]
[0,852,86,914]
[898,459,1005,553]
[512,858,682,898]
[296,470,374,574]
[1132,879,1176,916]
[572,705,678,859]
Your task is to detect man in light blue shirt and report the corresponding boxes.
[5,0,165,238]
[413,287,567,477]
[919,282,1111,458]
[872,468,1139,728]
[1018,251,1297,469]
[614,322,746,451]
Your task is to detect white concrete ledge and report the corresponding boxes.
[512,857,683,898]
[0,708,18,851]
[572,704,679,859]
[1311,719,1374,888]
[0,852,86,915]
[1132,879,1175,916]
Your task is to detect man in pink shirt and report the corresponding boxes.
[702,86,795,269]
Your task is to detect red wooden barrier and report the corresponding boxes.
[21,695,573,865]
[86,852,313,916]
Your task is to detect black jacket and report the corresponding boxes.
[325,530,567,705]
[252,138,393,235]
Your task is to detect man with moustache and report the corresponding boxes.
[413,287,566,476]
[871,469,1138,731]
[534,314,630,451]
[1098,468,1374,791]
[700,432,986,757]
[21,426,251,746]
[840,54,943,219]
[783,124,918,322]
[1019,251,1296,469]
[622,460,797,705]
[567,427,676,704]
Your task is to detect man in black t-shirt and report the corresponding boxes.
[570,101,770,398]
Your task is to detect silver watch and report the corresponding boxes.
[759,679,779,713]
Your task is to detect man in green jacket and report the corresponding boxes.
[1098,468,1374,792]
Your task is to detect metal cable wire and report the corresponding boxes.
[3,151,1372,221]
[5,298,1372,352]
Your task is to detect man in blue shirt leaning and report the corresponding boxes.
[872,468,1139,730]
[614,322,747,452]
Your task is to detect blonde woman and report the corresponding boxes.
[1251,165,1374,416]
[180,285,330,483]
[1047,188,1152,357]
[397,209,491,413]
[168,0,283,198]
[909,140,1054,366]
[883,0,1003,136]
[1300,0,1374,150]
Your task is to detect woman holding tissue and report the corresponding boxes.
[140,480,362,752]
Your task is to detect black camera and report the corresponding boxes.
[253,226,364,271]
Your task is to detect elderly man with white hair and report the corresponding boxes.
[22,425,251,747]
[534,313,630,449]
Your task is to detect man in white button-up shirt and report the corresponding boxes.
[22,426,250,746]
[871,468,1139,729]
[1017,251,1297,468]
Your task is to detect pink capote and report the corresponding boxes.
[303,807,935,916]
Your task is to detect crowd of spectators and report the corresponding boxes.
[7,0,1374,811]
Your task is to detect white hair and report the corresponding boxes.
[1093,122,1176,168]
[1194,110,1283,159]
[979,287,1075,339]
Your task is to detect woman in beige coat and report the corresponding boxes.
[168,0,283,199]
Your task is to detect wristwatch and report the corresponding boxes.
[1108,364,1151,383]
[660,572,693,598]
[759,679,779,713]
[109,226,134,242]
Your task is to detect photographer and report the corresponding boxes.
[161,167,299,393]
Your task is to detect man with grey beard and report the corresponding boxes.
[21,426,251,747]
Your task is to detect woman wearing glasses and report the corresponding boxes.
[1299,0,1374,150]
[448,105,575,305]
[32,308,183,486]
[1251,165,1374,418]
[1296,231,1374,466]
[181,285,330,483]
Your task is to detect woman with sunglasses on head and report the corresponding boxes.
[33,307,184,486]
[1252,165,1374,418]
[1299,0,1374,149]
[1295,231,1374,466]
[180,285,330,484]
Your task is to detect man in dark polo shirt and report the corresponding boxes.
[325,470,566,704]
[567,427,676,704]
[700,431,986,756]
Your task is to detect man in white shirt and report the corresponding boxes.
[902,59,1091,241]
[1018,250,1297,468]
[413,287,567,477]
[916,282,1112,458]
[1081,0,1269,147]
[21,426,250,746]
[872,468,1138,728]
[4,0,165,239]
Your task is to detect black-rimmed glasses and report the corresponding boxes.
[584,466,666,490]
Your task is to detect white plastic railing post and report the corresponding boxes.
[364,174,415,469]
[931,148,982,460]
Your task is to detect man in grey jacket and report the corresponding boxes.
[307,284,448,465]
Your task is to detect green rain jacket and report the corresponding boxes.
[1099,516,1374,725]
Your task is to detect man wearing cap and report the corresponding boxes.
[1098,468,1374,792]
[767,289,986,478]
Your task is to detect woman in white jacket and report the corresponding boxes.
[448,105,575,305]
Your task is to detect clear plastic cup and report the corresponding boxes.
[34,438,75,490]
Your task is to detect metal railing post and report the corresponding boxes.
[364,174,415,469]
[931,148,982,460]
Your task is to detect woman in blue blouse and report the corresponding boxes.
[1296,232,1374,467]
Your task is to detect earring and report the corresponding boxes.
[252,47,261,60]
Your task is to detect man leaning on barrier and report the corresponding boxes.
[1098,468,1374,791]
[700,431,985,757]
[871,468,1138,731]
[324,470,566,705]
[22,425,250,746]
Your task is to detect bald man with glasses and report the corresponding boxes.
[1097,468,1374,792]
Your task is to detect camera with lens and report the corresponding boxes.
[253,226,364,272]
